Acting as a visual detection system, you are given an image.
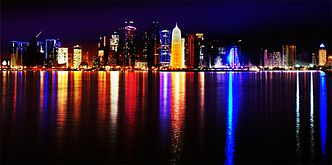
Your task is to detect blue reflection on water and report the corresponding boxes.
[225,72,235,165]
[160,73,171,139]
[320,73,327,158]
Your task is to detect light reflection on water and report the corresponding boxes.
[0,71,330,164]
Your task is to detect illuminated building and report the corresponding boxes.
[45,39,61,66]
[143,32,148,61]
[58,47,68,67]
[264,49,268,68]
[110,31,119,65]
[110,31,119,52]
[228,46,240,68]
[186,34,195,68]
[98,49,104,64]
[68,53,73,68]
[37,42,44,54]
[272,51,281,67]
[82,52,90,67]
[282,45,296,67]
[159,30,171,67]
[311,53,317,66]
[124,20,136,67]
[195,33,206,67]
[182,38,185,68]
[147,21,160,67]
[318,44,327,66]
[10,41,29,68]
[98,36,109,65]
[171,23,184,69]
[73,45,82,69]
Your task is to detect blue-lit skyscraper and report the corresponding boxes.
[228,46,240,68]
[45,39,61,66]
[160,30,171,67]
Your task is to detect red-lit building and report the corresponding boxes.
[186,34,195,68]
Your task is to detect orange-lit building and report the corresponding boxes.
[171,23,184,69]
[318,44,327,66]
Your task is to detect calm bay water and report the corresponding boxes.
[1,71,331,164]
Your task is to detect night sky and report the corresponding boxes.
[1,0,331,58]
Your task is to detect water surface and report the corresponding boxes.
[1,71,331,164]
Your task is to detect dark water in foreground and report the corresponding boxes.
[1,71,331,164]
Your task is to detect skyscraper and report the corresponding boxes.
[182,38,185,68]
[264,49,268,68]
[186,34,195,68]
[272,51,281,68]
[10,41,29,68]
[58,47,68,67]
[73,45,82,69]
[159,30,171,67]
[318,44,327,66]
[171,23,183,69]
[195,33,206,67]
[282,45,296,67]
[147,21,160,67]
[45,39,61,66]
[311,53,317,66]
[109,31,119,66]
[124,20,136,67]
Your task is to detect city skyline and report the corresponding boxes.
[1,0,331,59]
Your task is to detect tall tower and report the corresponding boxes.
[318,44,327,66]
[124,20,136,67]
[186,34,195,68]
[73,45,82,69]
[147,21,160,67]
[282,45,296,67]
[159,30,171,67]
[171,23,183,69]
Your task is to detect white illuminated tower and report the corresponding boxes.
[58,47,69,67]
[171,23,183,68]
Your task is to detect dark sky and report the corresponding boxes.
[1,0,331,58]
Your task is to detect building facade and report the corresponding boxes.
[73,45,82,69]
[159,30,171,67]
[318,44,327,66]
[171,23,183,69]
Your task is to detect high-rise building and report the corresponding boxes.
[159,30,171,67]
[110,31,119,66]
[10,41,29,68]
[73,45,82,69]
[282,45,296,67]
[98,36,109,65]
[45,39,61,66]
[186,34,195,68]
[124,20,136,67]
[182,38,185,68]
[58,47,68,67]
[37,42,44,54]
[171,23,183,69]
[311,53,317,66]
[318,44,327,66]
[195,33,206,67]
[272,51,281,67]
[146,21,160,67]
[229,46,239,68]
[263,49,268,68]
